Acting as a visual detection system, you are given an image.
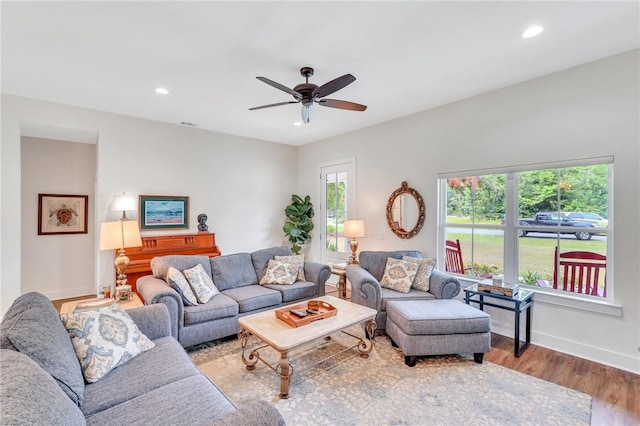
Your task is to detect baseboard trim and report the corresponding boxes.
[491,319,640,375]
[43,287,96,301]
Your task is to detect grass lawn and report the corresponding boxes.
[448,232,607,285]
[447,216,501,225]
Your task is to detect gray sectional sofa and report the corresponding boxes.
[0,292,285,425]
[137,246,331,348]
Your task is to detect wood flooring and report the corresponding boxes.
[53,285,639,425]
[485,333,639,425]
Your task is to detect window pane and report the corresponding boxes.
[518,234,557,288]
[553,239,608,297]
[559,165,609,231]
[446,178,474,221]
[515,164,609,297]
[444,228,504,277]
[518,169,559,220]
[325,172,348,254]
[471,229,504,277]
[444,228,472,274]
[521,237,609,295]
[445,174,505,277]
[447,175,505,224]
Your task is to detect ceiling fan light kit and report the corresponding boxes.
[301,103,312,123]
[249,67,367,124]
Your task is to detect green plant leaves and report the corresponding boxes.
[283,194,314,253]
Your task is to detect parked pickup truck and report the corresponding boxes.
[517,212,595,240]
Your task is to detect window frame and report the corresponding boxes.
[438,156,614,303]
[319,157,357,265]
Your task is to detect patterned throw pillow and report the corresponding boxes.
[183,264,219,304]
[274,254,306,281]
[259,259,299,285]
[166,267,198,306]
[61,306,155,383]
[402,256,436,292]
[379,258,420,293]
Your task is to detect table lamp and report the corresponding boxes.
[99,219,142,300]
[343,220,365,265]
[111,193,137,220]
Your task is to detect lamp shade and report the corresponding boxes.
[99,220,142,250]
[111,194,137,212]
[343,220,365,238]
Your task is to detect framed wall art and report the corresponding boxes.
[38,194,89,235]
[139,195,189,230]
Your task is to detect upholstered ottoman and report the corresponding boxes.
[386,299,491,367]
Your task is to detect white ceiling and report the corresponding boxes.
[2,1,639,146]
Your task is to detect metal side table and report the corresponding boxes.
[463,284,533,357]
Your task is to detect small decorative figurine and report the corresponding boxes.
[197,213,208,232]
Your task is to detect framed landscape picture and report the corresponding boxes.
[38,194,89,235]
[139,195,189,230]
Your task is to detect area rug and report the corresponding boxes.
[188,330,592,425]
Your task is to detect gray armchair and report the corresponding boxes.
[346,250,461,331]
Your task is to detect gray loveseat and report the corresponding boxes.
[138,246,331,348]
[346,250,461,330]
[0,292,284,425]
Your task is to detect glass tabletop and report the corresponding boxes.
[464,283,533,302]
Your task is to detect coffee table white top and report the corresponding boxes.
[239,295,376,351]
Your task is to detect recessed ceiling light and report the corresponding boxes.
[155,87,169,95]
[293,122,302,126]
[522,26,544,38]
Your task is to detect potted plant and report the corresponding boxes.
[283,195,314,254]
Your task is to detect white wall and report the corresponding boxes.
[297,50,640,373]
[1,95,297,314]
[21,137,96,299]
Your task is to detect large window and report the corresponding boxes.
[439,159,612,299]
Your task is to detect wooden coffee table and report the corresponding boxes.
[238,295,377,399]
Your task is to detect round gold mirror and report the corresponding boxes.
[386,181,425,239]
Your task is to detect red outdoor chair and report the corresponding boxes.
[553,247,607,297]
[445,239,471,275]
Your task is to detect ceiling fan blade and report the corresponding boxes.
[312,74,356,98]
[256,77,302,100]
[249,101,299,111]
[317,99,367,111]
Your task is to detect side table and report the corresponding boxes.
[330,267,348,299]
[463,284,533,357]
[60,293,144,314]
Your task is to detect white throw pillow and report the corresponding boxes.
[61,306,155,383]
[183,264,219,304]
[166,267,199,306]
[379,258,420,293]
[402,256,436,292]
[274,254,306,281]
[259,259,299,285]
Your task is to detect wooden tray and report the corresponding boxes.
[275,300,337,328]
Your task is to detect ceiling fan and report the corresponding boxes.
[249,67,367,123]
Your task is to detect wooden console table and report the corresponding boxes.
[124,232,221,292]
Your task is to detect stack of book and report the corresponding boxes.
[477,279,519,297]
